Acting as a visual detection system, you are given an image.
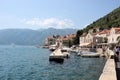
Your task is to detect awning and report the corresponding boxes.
[79,43,90,46]
[97,43,109,45]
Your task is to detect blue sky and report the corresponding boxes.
[0,0,120,30]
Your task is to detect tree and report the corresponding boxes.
[73,29,83,45]
[85,7,120,31]
[117,36,120,44]
[103,37,108,43]
[93,29,96,33]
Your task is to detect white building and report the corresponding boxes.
[79,27,120,47]
[108,28,120,44]
[79,32,94,46]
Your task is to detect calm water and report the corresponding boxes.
[0,45,106,80]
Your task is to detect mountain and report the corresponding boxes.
[73,6,120,45]
[0,28,77,45]
[84,6,120,32]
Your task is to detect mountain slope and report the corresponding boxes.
[84,6,120,32]
[73,6,120,45]
[0,28,77,45]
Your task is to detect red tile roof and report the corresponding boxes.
[58,34,76,41]
[91,32,99,36]
[67,34,76,38]
[113,28,120,34]
[99,30,110,35]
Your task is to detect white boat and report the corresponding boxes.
[61,47,70,58]
[77,50,100,57]
[80,51,100,57]
[49,44,58,52]
[70,49,79,53]
[77,51,82,56]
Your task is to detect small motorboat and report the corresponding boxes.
[77,51,82,56]
[49,44,58,52]
[81,52,100,58]
[61,48,70,58]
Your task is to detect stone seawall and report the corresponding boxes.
[99,59,117,80]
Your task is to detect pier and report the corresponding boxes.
[99,50,117,80]
[99,59,117,80]
[49,48,64,62]
[49,46,70,63]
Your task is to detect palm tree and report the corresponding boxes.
[117,36,120,44]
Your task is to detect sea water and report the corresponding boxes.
[0,45,106,80]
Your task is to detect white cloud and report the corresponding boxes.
[23,18,75,29]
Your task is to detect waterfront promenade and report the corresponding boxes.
[99,59,117,80]
[99,50,117,80]
[99,49,120,80]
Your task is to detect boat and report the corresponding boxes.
[61,47,70,58]
[81,52,100,58]
[70,49,79,53]
[49,44,58,52]
[77,50,100,57]
[77,51,82,56]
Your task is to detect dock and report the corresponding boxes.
[49,48,64,62]
[99,59,117,80]
[49,46,70,62]
[99,50,117,80]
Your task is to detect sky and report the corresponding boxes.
[0,0,120,30]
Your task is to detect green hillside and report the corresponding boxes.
[74,6,120,45]
[84,6,120,32]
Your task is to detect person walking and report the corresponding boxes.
[115,46,119,61]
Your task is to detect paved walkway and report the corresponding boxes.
[99,59,117,80]
[99,49,119,80]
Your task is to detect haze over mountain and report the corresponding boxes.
[0,28,77,45]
